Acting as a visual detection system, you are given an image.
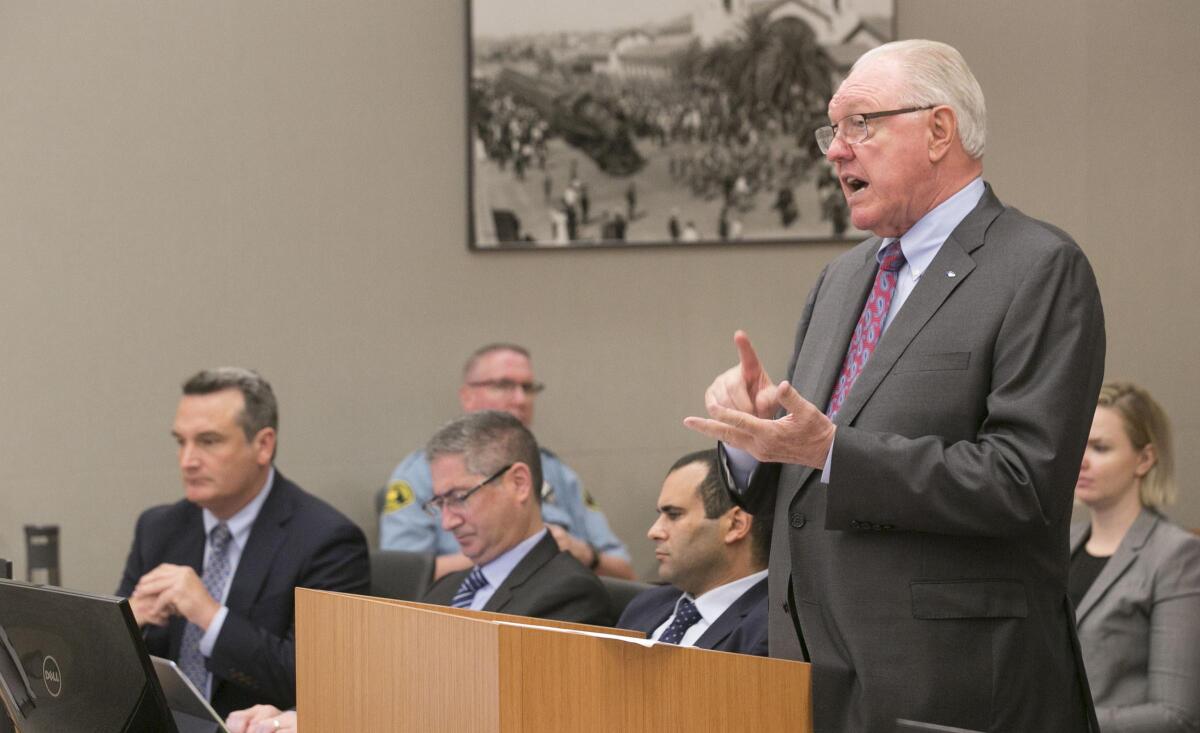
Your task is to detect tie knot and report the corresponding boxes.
[209,523,233,553]
[463,566,488,593]
[676,597,700,623]
[879,240,905,272]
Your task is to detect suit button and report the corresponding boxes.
[849,520,861,529]
[790,512,807,528]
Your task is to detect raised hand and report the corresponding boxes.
[686,331,835,469]
[703,331,780,419]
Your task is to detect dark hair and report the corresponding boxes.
[669,449,770,564]
[462,343,531,379]
[426,410,543,503]
[182,367,278,445]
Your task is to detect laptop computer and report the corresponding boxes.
[151,657,231,733]
[0,579,177,732]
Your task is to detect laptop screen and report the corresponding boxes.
[0,579,177,732]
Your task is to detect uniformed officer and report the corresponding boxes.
[378,343,634,580]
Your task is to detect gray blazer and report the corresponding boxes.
[743,185,1105,732]
[1072,509,1200,732]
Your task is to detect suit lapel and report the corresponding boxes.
[225,474,293,612]
[830,188,1003,428]
[694,578,767,649]
[807,241,881,413]
[833,242,976,427]
[1070,522,1089,555]
[1075,510,1157,624]
[782,244,880,506]
[483,531,557,613]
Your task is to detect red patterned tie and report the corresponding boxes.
[827,240,906,418]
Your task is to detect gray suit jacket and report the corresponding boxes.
[743,185,1105,732]
[1072,510,1200,732]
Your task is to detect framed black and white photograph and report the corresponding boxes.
[468,0,895,249]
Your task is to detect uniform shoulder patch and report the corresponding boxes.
[583,490,599,509]
[383,480,415,513]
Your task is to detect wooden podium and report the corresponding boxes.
[296,589,811,732]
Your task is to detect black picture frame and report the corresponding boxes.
[467,0,896,250]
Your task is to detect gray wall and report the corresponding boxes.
[0,0,1196,592]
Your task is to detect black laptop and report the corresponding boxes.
[0,579,178,732]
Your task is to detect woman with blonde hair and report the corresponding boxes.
[1072,381,1200,731]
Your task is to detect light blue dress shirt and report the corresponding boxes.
[196,466,274,697]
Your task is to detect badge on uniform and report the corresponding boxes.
[584,490,599,509]
[541,481,557,505]
[383,480,415,513]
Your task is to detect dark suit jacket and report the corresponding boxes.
[616,578,768,655]
[1072,510,1200,732]
[421,531,612,626]
[742,185,1105,732]
[116,472,370,717]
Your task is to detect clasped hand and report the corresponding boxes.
[130,563,220,630]
[226,705,297,733]
[684,331,835,468]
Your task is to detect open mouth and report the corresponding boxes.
[843,175,869,194]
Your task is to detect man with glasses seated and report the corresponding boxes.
[379,343,634,580]
[226,411,611,732]
[415,410,612,623]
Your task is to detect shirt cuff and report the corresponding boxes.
[820,433,835,484]
[199,605,229,657]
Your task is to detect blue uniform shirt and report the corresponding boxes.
[379,447,630,562]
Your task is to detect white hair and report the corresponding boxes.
[854,39,988,159]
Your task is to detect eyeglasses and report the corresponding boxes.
[465,379,545,395]
[422,463,514,516]
[814,106,935,154]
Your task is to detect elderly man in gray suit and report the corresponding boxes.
[687,40,1105,732]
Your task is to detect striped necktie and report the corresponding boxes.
[451,566,488,609]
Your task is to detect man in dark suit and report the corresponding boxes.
[226,413,610,733]
[117,368,369,718]
[417,410,611,626]
[686,40,1105,731]
[617,449,767,655]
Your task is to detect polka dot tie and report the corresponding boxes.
[451,566,489,609]
[827,240,906,419]
[658,597,702,645]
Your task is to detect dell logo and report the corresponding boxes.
[42,655,62,698]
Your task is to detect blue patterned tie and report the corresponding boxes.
[658,597,702,644]
[451,566,488,609]
[178,523,233,693]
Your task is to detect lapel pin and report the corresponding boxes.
[946,270,957,278]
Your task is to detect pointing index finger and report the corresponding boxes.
[734,330,762,381]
